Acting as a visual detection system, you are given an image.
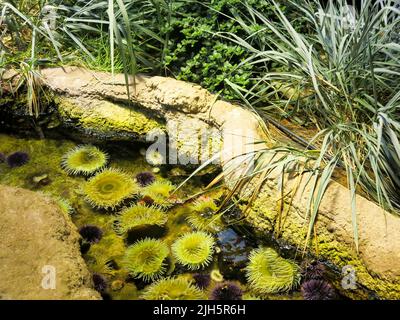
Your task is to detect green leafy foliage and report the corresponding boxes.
[163,0,297,99]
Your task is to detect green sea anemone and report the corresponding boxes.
[146,150,164,166]
[210,269,224,282]
[115,203,168,234]
[57,197,74,215]
[123,238,169,281]
[83,168,138,209]
[246,247,300,294]
[141,277,204,300]
[172,231,215,270]
[141,180,174,207]
[61,145,108,175]
[187,198,224,233]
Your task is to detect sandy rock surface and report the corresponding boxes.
[0,185,100,300]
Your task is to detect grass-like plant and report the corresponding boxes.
[206,0,400,250]
[0,0,172,106]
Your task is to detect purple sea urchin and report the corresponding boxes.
[79,225,103,244]
[135,171,156,187]
[7,151,29,168]
[92,273,108,293]
[193,273,211,289]
[210,282,243,300]
[301,279,337,300]
[302,261,326,280]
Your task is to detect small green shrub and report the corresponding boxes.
[163,0,306,99]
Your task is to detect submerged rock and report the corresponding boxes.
[0,185,100,299]
[216,228,255,282]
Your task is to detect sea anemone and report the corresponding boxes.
[79,225,103,244]
[246,247,300,294]
[61,145,108,176]
[209,282,243,300]
[7,151,29,168]
[141,180,174,207]
[141,278,204,300]
[92,273,108,293]
[187,198,224,233]
[57,197,74,215]
[135,171,156,187]
[115,203,167,234]
[83,168,138,210]
[172,231,215,270]
[193,273,211,289]
[210,269,224,282]
[123,238,169,281]
[146,150,164,166]
[302,261,326,280]
[301,279,337,300]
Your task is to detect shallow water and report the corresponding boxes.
[0,133,309,300]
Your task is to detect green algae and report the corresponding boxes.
[57,97,164,139]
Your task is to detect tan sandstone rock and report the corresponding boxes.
[0,185,101,300]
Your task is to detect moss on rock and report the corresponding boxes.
[56,96,164,140]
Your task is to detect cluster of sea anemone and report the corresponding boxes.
[141,277,204,300]
[172,231,215,270]
[115,203,167,235]
[246,247,300,295]
[62,145,108,176]
[123,238,169,281]
[83,168,139,210]
[186,198,224,234]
